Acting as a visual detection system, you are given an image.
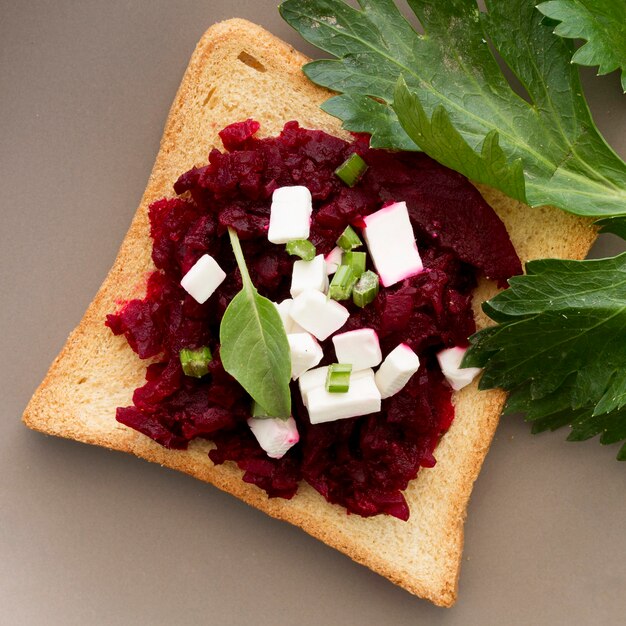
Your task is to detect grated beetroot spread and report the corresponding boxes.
[106,120,521,520]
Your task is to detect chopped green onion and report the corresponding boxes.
[179,346,212,378]
[352,271,380,308]
[335,153,368,187]
[329,265,357,301]
[336,225,362,251]
[326,363,352,393]
[342,251,366,278]
[251,399,271,418]
[286,239,316,261]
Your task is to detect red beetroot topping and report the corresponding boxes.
[106,120,521,520]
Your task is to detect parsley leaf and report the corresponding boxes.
[322,94,419,151]
[280,0,626,218]
[463,254,626,460]
[537,0,626,93]
[392,77,527,202]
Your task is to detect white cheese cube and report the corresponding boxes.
[375,343,420,399]
[437,346,481,391]
[306,373,381,424]
[299,367,375,407]
[298,366,329,406]
[180,254,226,304]
[267,186,313,244]
[290,254,328,298]
[332,328,382,372]
[325,246,344,275]
[274,299,307,335]
[290,290,349,341]
[274,299,293,331]
[247,416,299,459]
[288,332,324,380]
[362,201,423,287]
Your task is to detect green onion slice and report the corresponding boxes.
[326,363,352,393]
[179,346,212,378]
[335,153,368,187]
[336,225,362,251]
[342,251,366,278]
[329,265,357,301]
[286,239,316,262]
[352,270,380,308]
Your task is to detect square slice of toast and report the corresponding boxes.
[22,18,597,607]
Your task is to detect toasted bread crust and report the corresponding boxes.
[22,18,597,607]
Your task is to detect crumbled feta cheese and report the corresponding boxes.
[306,371,381,424]
[290,254,328,298]
[180,254,226,304]
[332,328,382,371]
[247,416,299,459]
[290,290,349,341]
[437,346,481,391]
[267,186,312,244]
[362,201,423,287]
[288,332,324,380]
[325,246,344,275]
[375,343,420,399]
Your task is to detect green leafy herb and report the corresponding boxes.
[251,399,272,418]
[219,228,292,418]
[322,94,419,151]
[463,253,626,460]
[393,78,526,202]
[280,0,626,218]
[537,0,626,93]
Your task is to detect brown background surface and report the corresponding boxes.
[2,1,625,624]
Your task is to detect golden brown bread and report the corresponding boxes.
[22,18,597,606]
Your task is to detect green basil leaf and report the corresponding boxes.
[219,229,292,418]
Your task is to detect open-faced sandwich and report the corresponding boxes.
[22,17,597,606]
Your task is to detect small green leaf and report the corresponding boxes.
[537,0,626,93]
[219,229,292,418]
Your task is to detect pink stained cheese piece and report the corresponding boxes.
[362,202,423,287]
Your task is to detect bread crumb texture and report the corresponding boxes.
[22,19,596,607]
